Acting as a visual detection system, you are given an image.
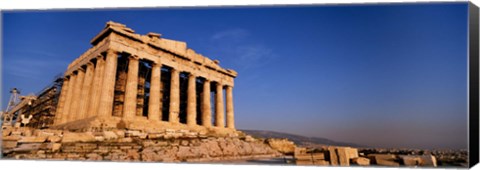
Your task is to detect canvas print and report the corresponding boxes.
[1,2,478,168]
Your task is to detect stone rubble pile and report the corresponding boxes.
[293,146,437,167]
[2,127,281,162]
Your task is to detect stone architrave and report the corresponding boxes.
[97,49,118,118]
[68,69,85,122]
[54,76,69,125]
[123,55,139,119]
[87,56,105,118]
[202,79,212,127]
[215,83,224,127]
[148,62,161,121]
[61,74,77,124]
[225,86,235,129]
[77,62,95,120]
[186,73,197,126]
[169,68,180,123]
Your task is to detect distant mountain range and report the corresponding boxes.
[241,129,365,148]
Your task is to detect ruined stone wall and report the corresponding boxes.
[2,127,280,162]
[19,77,63,129]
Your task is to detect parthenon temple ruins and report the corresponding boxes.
[52,21,238,133]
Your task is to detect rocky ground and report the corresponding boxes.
[1,127,282,162]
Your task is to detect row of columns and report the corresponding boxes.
[55,49,235,129]
[55,50,116,124]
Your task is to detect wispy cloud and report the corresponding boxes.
[234,45,275,70]
[4,58,68,80]
[209,29,276,71]
[211,28,249,42]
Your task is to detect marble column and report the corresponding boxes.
[202,79,212,127]
[186,73,197,126]
[68,69,85,122]
[148,61,161,121]
[226,86,235,129]
[123,55,139,120]
[54,76,70,125]
[61,74,76,124]
[215,83,225,127]
[77,62,95,120]
[87,56,105,118]
[169,68,180,123]
[97,49,118,118]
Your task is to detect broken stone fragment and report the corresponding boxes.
[47,136,61,143]
[147,32,161,39]
[244,135,256,142]
[368,154,399,166]
[351,157,370,166]
[2,141,18,149]
[295,153,326,160]
[336,147,350,166]
[266,138,296,154]
[2,128,12,136]
[62,132,96,143]
[400,155,422,166]
[2,135,21,141]
[102,131,118,140]
[418,155,437,167]
[13,143,42,152]
[51,143,62,152]
[328,147,339,166]
[18,136,47,143]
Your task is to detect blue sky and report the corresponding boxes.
[2,2,469,149]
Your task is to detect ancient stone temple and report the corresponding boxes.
[53,21,237,132]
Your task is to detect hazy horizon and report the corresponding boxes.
[2,3,469,150]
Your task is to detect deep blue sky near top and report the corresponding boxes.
[2,3,469,149]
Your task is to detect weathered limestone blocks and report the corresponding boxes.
[294,146,361,166]
[328,147,358,166]
[62,132,96,143]
[401,155,422,166]
[400,155,437,167]
[18,136,47,143]
[418,155,437,167]
[2,127,280,162]
[294,147,329,166]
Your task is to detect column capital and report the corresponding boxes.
[170,67,179,73]
[204,78,210,83]
[95,54,104,60]
[128,55,140,60]
[77,67,86,72]
[86,62,94,66]
[106,49,118,55]
[65,74,73,79]
[152,59,162,65]
[189,73,196,78]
